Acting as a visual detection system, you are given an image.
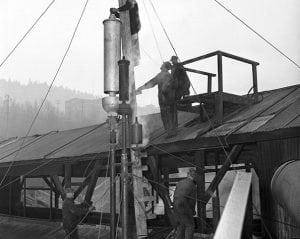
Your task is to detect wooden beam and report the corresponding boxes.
[181,51,219,65]
[51,175,66,200]
[84,160,101,205]
[184,67,216,77]
[214,172,252,239]
[204,144,243,203]
[73,169,96,199]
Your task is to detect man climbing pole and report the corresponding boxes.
[173,168,197,239]
[110,0,141,66]
[136,61,178,136]
[62,188,94,239]
[170,55,191,100]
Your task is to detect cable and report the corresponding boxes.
[0,0,56,68]
[213,0,300,69]
[148,0,178,57]
[141,0,164,62]
[0,0,90,189]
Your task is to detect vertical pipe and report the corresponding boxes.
[252,64,258,103]
[121,114,128,239]
[110,128,117,239]
[217,53,223,125]
[50,179,53,220]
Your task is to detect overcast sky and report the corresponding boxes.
[0,0,299,106]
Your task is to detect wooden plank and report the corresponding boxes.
[214,172,252,239]
[184,67,216,77]
[132,153,148,238]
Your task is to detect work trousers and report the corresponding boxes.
[64,227,79,239]
[160,103,178,134]
[174,213,194,239]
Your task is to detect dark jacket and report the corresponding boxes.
[173,178,196,216]
[117,0,141,35]
[141,71,177,105]
[171,64,190,100]
[62,198,88,230]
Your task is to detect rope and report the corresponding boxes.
[148,0,178,57]
[0,0,56,68]
[0,0,90,189]
[213,0,300,70]
[142,0,164,62]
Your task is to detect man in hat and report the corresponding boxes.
[136,62,178,136]
[62,188,94,239]
[170,55,191,100]
[173,168,197,239]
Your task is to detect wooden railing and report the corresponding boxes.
[181,50,259,124]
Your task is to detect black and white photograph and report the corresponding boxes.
[0,0,299,238]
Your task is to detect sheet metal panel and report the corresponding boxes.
[0,125,100,163]
[257,99,300,132]
[227,86,295,123]
[261,87,300,116]
[48,123,110,159]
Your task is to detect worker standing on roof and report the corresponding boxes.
[110,0,141,66]
[170,55,191,100]
[62,188,94,239]
[136,62,178,136]
[173,168,197,239]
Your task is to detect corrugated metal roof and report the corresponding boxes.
[0,84,298,168]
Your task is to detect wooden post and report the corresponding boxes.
[50,179,53,220]
[217,53,223,125]
[207,75,212,94]
[252,64,258,103]
[64,164,72,189]
[23,177,26,217]
[8,176,12,215]
[213,152,221,229]
[162,168,169,219]
[196,150,206,233]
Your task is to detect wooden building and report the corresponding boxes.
[0,81,299,238]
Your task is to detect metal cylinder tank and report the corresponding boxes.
[103,14,121,94]
[271,160,300,226]
[118,57,130,102]
[131,117,143,145]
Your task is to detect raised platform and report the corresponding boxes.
[177,92,253,120]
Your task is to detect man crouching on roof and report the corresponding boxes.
[62,188,95,239]
[136,61,178,137]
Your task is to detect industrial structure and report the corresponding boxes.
[0,1,299,239]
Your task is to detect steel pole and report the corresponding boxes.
[121,114,128,239]
[110,121,117,239]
